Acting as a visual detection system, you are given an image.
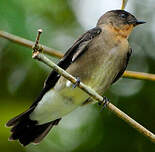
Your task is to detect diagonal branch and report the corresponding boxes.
[0,30,63,58]
[0,30,155,82]
[32,29,155,143]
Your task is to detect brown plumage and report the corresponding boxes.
[6,10,145,146]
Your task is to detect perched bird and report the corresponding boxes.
[6,10,145,146]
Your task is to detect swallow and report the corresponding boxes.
[6,10,145,146]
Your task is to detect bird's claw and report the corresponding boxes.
[73,77,80,88]
[98,96,110,110]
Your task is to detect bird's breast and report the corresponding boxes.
[87,47,123,93]
[69,40,128,95]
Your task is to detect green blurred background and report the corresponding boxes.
[0,0,155,152]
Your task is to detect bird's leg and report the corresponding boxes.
[98,96,110,109]
[73,77,81,88]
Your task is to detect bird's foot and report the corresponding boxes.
[98,96,110,110]
[73,77,80,88]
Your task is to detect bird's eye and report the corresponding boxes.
[120,13,127,18]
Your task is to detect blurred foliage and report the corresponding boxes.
[0,0,155,152]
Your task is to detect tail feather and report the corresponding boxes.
[6,108,61,146]
[6,107,34,127]
[34,119,60,144]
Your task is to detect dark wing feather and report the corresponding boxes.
[6,28,102,145]
[112,48,132,84]
[31,27,101,107]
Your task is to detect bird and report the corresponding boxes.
[6,10,145,146]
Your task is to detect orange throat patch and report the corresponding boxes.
[107,24,134,39]
[114,24,134,38]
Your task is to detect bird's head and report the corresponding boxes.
[97,10,145,38]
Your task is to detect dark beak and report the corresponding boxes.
[128,20,146,26]
[135,20,146,25]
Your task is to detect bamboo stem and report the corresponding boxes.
[121,0,128,10]
[123,71,155,81]
[0,30,63,58]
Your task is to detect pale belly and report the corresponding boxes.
[30,86,89,124]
